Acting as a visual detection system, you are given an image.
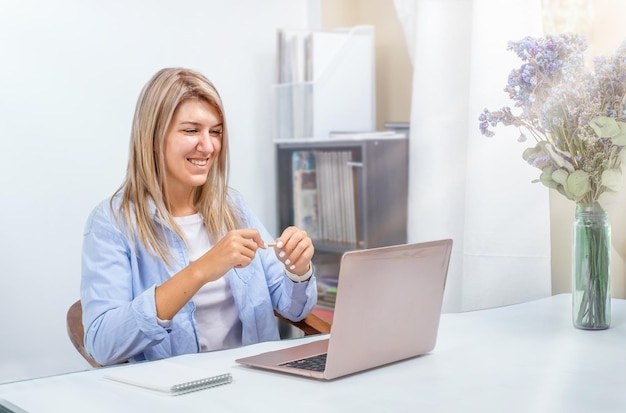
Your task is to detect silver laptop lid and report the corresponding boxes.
[324,239,452,379]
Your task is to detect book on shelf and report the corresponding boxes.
[315,151,332,242]
[316,275,338,309]
[328,130,407,139]
[103,359,232,396]
[383,121,410,131]
[314,150,358,245]
[292,151,319,239]
[340,150,357,244]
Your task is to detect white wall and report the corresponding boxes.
[0,0,318,383]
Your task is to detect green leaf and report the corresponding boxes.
[556,184,575,201]
[522,144,546,167]
[539,167,558,188]
[589,116,621,138]
[610,121,626,145]
[551,169,568,186]
[542,142,574,172]
[602,169,623,192]
[566,170,590,198]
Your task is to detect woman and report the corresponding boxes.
[81,68,317,366]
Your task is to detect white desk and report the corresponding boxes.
[1,294,625,413]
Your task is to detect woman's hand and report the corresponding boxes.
[199,228,266,279]
[155,228,265,321]
[272,226,314,276]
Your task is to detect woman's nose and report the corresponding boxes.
[197,131,215,154]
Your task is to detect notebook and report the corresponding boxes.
[103,359,232,395]
[236,239,453,380]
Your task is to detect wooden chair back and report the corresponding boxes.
[66,300,103,367]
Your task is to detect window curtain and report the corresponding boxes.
[393,0,552,312]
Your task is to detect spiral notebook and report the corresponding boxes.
[103,359,232,395]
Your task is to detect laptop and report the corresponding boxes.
[236,239,453,380]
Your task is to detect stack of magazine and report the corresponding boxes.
[316,275,338,309]
[291,150,358,246]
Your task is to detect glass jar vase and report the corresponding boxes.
[572,202,611,330]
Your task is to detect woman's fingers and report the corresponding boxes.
[274,226,314,275]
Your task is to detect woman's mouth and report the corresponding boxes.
[188,158,208,166]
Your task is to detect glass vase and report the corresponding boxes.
[572,202,611,330]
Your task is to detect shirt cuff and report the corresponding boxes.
[285,264,313,283]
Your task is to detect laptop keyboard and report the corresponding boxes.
[279,353,327,372]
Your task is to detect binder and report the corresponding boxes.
[103,359,232,396]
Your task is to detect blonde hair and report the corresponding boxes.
[113,67,241,264]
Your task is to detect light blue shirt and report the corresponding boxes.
[80,191,317,366]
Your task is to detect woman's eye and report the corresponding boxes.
[184,129,198,134]
[209,130,223,137]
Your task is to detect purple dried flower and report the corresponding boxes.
[480,33,626,203]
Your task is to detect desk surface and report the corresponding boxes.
[2,294,625,413]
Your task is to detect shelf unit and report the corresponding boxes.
[275,136,409,271]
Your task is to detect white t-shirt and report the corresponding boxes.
[173,214,242,352]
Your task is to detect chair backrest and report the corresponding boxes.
[66,299,331,368]
[66,300,102,368]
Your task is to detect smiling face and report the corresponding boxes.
[162,98,223,210]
